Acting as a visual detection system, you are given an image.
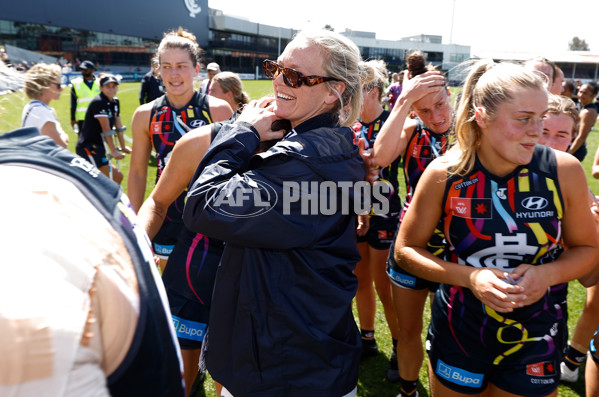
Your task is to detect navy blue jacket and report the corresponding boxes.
[183,113,364,396]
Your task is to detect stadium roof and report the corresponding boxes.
[472,50,599,64]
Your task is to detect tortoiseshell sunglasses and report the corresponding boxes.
[262,59,339,88]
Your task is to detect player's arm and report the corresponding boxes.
[395,159,525,313]
[138,125,213,239]
[373,71,445,167]
[127,104,153,211]
[208,95,234,122]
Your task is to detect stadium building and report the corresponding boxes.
[2,0,597,82]
[1,0,469,78]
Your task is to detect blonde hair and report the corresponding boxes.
[361,59,389,102]
[292,30,364,127]
[24,63,61,99]
[212,71,249,109]
[153,27,201,67]
[547,93,579,134]
[450,60,546,176]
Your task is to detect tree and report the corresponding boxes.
[569,37,590,51]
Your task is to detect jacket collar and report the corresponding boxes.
[292,112,340,134]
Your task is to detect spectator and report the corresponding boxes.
[70,60,100,133]
[199,62,220,94]
[139,59,164,104]
[21,63,69,148]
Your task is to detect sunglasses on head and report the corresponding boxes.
[262,60,339,88]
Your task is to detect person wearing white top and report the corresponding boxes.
[21,63,69,148]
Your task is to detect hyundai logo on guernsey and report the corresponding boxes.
[203,179,391,218]
[436,359,484,388]
[521,196,549,211]
[515,193,554,220]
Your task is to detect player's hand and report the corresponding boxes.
[467,268,525,313]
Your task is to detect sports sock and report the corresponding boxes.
[563,345,587,371]
[361,329,375,341]
[398,376,417,396]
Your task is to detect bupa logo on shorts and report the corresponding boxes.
[205,179,277,218]
[521,196,548,210]
[526,361,556,377]
[436,359,484,388]
[388,268,416,288]
[172,315,207,342]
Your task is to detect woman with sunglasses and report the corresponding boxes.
[127,27,232,393]
[395,60,598,397]
[21,63,69,148]
[183,29,367,396]
[372,51,451,396]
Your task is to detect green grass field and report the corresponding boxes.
[1,81,597,396]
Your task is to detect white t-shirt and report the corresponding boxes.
[21,100,60,131]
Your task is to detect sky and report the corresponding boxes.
[208,0,599,57]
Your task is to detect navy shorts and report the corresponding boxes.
[386,230,439,291]
[427,284,566,396]
[162,229,224,349]
[357,215,399,250]
[76,144,108,168]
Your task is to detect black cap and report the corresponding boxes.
[100,74,119,86]
[80,60,96,70]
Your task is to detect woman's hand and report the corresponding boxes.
[510,264,553,306]
[357,138,378,184]
[467,268,525,313]
[398,70,446,108]
[356,213,370,236]
[111,149,124,160]
[237,97,287,142]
